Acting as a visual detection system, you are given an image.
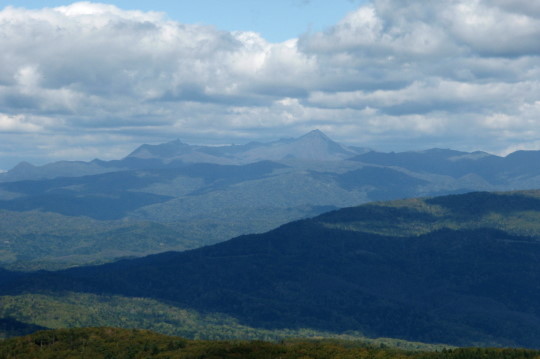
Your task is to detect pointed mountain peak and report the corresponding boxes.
[294,130,343,149]
[299,129,331,141]
[260,129,357,161]
[11,161,36,170]
[1,161,39,180]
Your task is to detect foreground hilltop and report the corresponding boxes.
[3,327,539,359]
[2,190,540,347]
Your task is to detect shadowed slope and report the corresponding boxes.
[3,191,540,347]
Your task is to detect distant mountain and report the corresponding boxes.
[350,149,495,181]
[0,130,367,182]
[127,139,233,165]
[224,129,361,162]
[3,190,540,347]
[0,160,119,182]
[3,131,540,185]
[2,131,540,269]
[126,129,364,164]
[351,148,540,185]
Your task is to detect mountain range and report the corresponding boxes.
[0,130,363,183]
[2,190,540,347]
[2,130,540,269]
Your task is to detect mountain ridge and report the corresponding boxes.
[1,130,536,185]
[125,129,363,164]
[1,131,540,270]
[3,190,540,347]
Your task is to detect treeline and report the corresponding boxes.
[0,293,443,350]
[1,327,540,359]
[318,191,540,238]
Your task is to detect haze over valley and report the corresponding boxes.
[2,130,540,270]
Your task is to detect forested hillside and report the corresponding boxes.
[2,190,540,347]
[1,327,539,359]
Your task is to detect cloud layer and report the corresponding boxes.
[1,0,540,167]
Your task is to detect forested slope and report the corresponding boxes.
[2,191,540,347]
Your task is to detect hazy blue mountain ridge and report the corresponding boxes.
[126,129,363,164]
[2,130,540,269]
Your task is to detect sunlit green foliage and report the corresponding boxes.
[0,293,446,350]
[320,190,540,238]
[0,209,316,271]
[1,327,539,359]
[0,210,203,270]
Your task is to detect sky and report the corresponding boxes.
[1,0,540,169]
[14,0,366,43]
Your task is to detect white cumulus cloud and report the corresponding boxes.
[1,0,540,168]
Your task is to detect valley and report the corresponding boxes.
[1,131,540,270]
[2,190,540,348]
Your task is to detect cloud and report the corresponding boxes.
[0,114,43,132]
[295,0,540,150]
[300,0,540,58]
[0,0,540,168]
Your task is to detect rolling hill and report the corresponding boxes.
[2,190,540,347]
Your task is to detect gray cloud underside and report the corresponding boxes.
[1,0,540,167]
